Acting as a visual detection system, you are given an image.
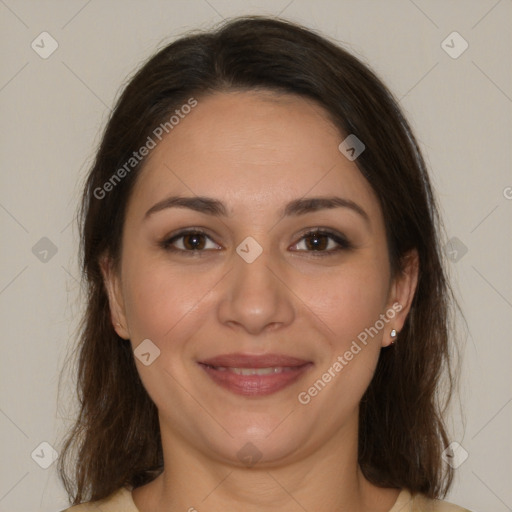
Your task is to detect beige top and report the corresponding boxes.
[61,486,472,511]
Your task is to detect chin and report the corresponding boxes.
[196,413,312,468]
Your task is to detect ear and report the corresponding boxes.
[382,249,419,347]
[99,254,130,340]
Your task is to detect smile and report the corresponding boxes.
[206,366,297,375]
[198,355,313,397]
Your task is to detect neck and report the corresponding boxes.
[132,415,400,512]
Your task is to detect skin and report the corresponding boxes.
[101,90,419,512]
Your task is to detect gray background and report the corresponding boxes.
[0,1,511,511]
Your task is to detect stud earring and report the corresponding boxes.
[390,329,398,345]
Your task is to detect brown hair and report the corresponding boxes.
[58,15,459,506]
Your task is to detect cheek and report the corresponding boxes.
[300,260,390,348]
[294,262,390,416]
[121,255,222,344]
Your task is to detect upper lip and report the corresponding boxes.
[199,353,311,368]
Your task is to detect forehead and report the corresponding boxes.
[127,91,382,223]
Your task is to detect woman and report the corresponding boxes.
[58,16,471,512]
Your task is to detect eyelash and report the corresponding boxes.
[159,228,353,256]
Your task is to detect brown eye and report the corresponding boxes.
[291,229,352,254]
[160,229,221,253]
[304,232,329,251]
[182,233,207,250]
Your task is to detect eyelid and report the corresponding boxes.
[159,227,353,254]
[159,227,222,252]
[290,228,353,253]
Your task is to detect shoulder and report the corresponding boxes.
[59,486,138,512]
[411,491,473,512]
[392,488,474,512]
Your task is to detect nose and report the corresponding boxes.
[216,240,295,335]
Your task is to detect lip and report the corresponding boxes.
[200,353,311,368]
[198,353,313,397]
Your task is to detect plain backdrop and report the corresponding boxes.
[0,1,511,511]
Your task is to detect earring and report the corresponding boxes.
[390,329,398,344]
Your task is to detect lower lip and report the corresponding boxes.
[199,363,313,397]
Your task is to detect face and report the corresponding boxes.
[102,90,418,467]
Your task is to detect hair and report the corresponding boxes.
[58,15,459,506]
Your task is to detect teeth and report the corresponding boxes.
[214,366,287,375]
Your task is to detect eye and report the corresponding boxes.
[159,228,351,255]
[160,229,221,253]
[290,229,352,254]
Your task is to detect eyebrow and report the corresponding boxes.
[144,195,370,225]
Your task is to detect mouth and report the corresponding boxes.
[198,353,313,397]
